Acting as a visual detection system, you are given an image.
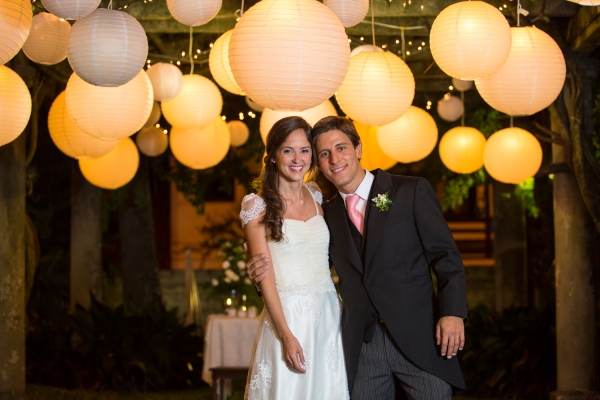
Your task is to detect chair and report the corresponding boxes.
[210,366,249,400]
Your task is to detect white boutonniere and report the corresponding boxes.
[372,191,393,212]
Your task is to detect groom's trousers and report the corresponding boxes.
[351,321,452,400]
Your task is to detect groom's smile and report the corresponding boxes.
[315,129,365,194]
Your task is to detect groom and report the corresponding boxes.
[248,116,468,399]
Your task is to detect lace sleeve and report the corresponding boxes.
[304,181,323,205]
[240,194,267,227]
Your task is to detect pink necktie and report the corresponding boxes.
[346,194,363,234]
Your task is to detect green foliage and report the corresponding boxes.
[514,178,540,218]
[440,169,485,212]
[466,108,504,139]
[460,305,556,399]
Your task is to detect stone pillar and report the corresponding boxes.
[0,134,26,400]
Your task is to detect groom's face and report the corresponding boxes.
[315,129,363,194]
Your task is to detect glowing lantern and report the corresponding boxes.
[376,106,438,163]
[350,44,383,58]
[41,0,99,19]
[67,9,148,87]
[79,137,139,190]
[228,120,249,147]
[475,26,566,116]
[336,50,415,126]
[161,74,222,129]
[48,91,119,159]
[146,62,183,102]
[65,70,154,140]
[246,97,264,113]
[170,117,231,169]
[437,94,464,122]
[439,127,487,174]
[22,13,70,65]
[324,0,369,28]
[229,0,350,111]
[430,1,511,80]
[167,0,221,27]
[143,102,161,128]
[209,30,244,96]
[0,65,31,146]
[136,127,168,157]
[484,127,542,184]
[452,78,473,92]
[567,0,600,5]
[0,0,32,64]
[353,121,396,171]
[259,100,337,144]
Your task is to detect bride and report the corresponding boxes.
[240,116,349,399]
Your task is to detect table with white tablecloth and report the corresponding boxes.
[201,314,260,385]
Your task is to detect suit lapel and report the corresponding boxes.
[329,194,363,274]
[364,170,393,270]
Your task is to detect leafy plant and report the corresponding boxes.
[514,177,540,218]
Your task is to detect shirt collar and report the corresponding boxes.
[339,170,374,202]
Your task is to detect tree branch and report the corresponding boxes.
[534,162,570,178]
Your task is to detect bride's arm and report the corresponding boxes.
[244,218,306,373]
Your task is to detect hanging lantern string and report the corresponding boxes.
[108,0,112,9]
[517,0,521,26]
[510,115,514,127]
[461,91,465,127]
[401,28,406,60]
[236,0,245,18]
[371,0,376,46]
[189,26,194,74]
[359,21,426,31]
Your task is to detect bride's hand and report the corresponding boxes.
[282,333,306,373]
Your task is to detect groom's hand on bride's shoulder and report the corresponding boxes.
[246,253,270,285]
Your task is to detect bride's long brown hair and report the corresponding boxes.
[252,116,315,242]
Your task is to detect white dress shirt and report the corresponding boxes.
[339,169,375,219]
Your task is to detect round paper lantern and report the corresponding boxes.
[0,65,31,146]
[350,44,383,58]
[259,100,337,143]
[146,62,183,102]
[167,0,221,27]
[246,97,264,113]
[0,0,32,64]
[48,91,119,159]
[229,0,350,111]
[376,106,438,163]
[484,127,542,184]
[568,0,600,5]
[324,0,369,28]
[452,78,473,92]
[143,102,162,128]
[67,9,148,87]
[475,26,566,116]
[161,74,222,129]
[65,70,154,140]
[41,0,99,19]
[353,121,396,171]
[437,94,464,122]
[136,126,168,157]
[439,127,486,174]
[22,13,70,65]
[209,30,244,96]
[337,50,415,126]
[79,137,139,189]
[228,120,249,147]
[170,117,231,169]
[430,1,511,80]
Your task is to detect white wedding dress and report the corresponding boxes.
[240,182,349,400]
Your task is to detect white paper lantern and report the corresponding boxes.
[229,0,350,111]
[170,117,231,169]
[161,74,222,129]
[259,100,337,144]
[48,91,119,159]
[227,120,249,147]
[567,0,600,5]
[136,126,168,157]
[439,126,487,174]
[353,121,397,171]
[437,94,464,122]
[79,137,139,190]
[377,106,438,163]
[167,0,221,27]
[452,78,473,92]
[0,0,32,64]
[324,0,369,28]
[65,70,154,140]
[209,30,244,96]
[246,97,264,113]
[41,0,100,19]
[484,127,542,184]
[67,9,148,87]
[146,62,183,102]
[22,13,70,65]
[337,50,415,126]
[350,44,383,58]
[143,102,161,128]
[475,26,566,116]
[0,65,31,146]
[430,1,511,80]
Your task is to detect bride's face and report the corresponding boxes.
[274,129,312,184]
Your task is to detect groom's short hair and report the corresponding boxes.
[312,116,361,149]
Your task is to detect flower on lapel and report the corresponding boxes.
[372,191,393,212]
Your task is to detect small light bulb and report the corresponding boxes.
[449,85,454,90]
[382,44,387,49]
[348,39,351,43]
[408,41,412,45]
[123,5,127,8]
[426,105,431,109]
[181,51,186,56]
[418,46,422,50]
[395,39,400,44]
[498,7,502,10]
[210,43,214,48]
[406,51,410,55]
[221,115,226,120]
[176,61,181,65]
[421,42,426,46]
[196,49,201,53]
[427,100,432,105]
[360,37,364,41]
[147,59,151,63]
[155,124,160,128]
[163,130,168,134]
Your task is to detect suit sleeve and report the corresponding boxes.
[412,178,468,319]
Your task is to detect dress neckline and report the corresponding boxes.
[283,214,323,223]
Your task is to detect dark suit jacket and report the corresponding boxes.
[322,169,468,393]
